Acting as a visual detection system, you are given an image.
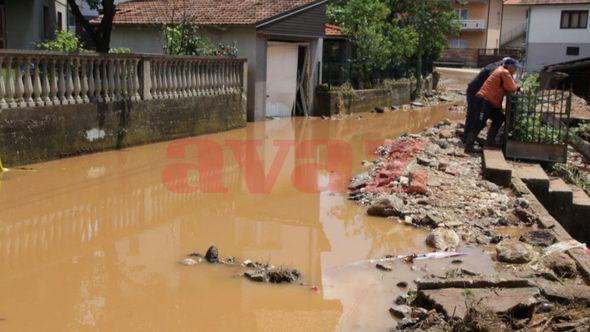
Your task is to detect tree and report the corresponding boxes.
[328,0,417,88]
[388,0,460,94]
[67,0,116,53]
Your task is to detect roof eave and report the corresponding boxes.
[255,0,330,29]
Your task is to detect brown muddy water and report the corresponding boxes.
[0,105,494,331]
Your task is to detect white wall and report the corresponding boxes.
[526,4,590,71]
[528,4,590,43]
[501,5,528,47]
[110,25,165,54]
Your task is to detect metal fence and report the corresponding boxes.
[504,86,572,163]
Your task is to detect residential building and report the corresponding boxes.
[443,0,504,66]
[0,0,68,49]
[506,0,590,71]
[107,0,328,122]
[450,0,504,50]
[500,1,529,48]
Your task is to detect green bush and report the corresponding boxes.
[164,20,238,58]
[36,30,84,53]
[109,47,132,54]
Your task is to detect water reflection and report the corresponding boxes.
[0,105,463,331]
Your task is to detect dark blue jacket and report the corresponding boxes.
[466,61,503,96]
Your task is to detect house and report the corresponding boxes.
[106,0,328,122]
[443,0,504,66]
[0,0,69,49]
[505,0,590,71]
[500,0,529,49]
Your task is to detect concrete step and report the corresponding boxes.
[571,186,590,244]
[512,163,550,199]
[482,149,512,187]
[547,178,574,228]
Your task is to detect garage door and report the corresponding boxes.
[266,42,299,118]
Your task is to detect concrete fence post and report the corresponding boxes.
[141,58,152,101]
[242,60,248,100]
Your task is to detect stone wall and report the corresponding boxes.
[0,93,246,166]
[313,76,436,117]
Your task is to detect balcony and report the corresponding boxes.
[459,19,486,31]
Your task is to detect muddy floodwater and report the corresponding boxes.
[0,105,491,331]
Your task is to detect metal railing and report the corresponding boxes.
[504,86,572,163]
[459,19,486,30]
[0,50,246,109]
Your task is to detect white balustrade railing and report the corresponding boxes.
[0,50,246,109]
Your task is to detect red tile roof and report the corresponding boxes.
[325,24,343,37]
[504,0,590,5]
[104,0,324,26]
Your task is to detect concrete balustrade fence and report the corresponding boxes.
[0,50,248,166]
[0,50,246,110]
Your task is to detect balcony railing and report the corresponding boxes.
[459,19,486,30]
[0,50,246,110]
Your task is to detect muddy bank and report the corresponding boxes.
[348,120,590,331]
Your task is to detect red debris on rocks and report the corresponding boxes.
[407,170,428,194]
[365,138,428,194]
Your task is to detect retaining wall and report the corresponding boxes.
[0,93,246,166]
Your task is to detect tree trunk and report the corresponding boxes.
[66,0,115,53]
[415,38,423,100]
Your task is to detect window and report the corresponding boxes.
[455,8,468,20]
[566,46,580,56]
[57,12,63,31]
[449,39,467,49]
[43,6,51,38]
[560,10,588,29]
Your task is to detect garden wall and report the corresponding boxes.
[313,75,435,116]
[0,94,246,166]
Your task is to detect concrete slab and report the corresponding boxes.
[571,186,590,244]
[418,287,540,318]
[482,149,512,187]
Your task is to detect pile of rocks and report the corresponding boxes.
[348,121,547,251]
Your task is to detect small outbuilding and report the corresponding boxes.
[108,0,329,121]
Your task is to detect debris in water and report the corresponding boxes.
[179,258,201,266]
[397,281,408,288]
[376,263,393,271]
[205,245,219,263]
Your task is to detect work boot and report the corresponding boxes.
[464,132,482,153]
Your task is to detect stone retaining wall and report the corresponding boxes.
[0,93,246,166]
[313,75,435,117]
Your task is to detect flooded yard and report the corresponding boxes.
[1,105,468,331]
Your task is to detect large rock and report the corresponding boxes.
[542,252,577,278]
[426,228,460,251]
[520,230,556,247]
[367,195,405,218]
[496,240,535,264]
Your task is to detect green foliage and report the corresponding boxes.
[164,20,238,58]
[327,0,458,87]
[519,73,540,94]
[389,0,461,59]
[511,112,563,144]
[573,124,590,141]
[109,47,132,54]
[36,30,84,53]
